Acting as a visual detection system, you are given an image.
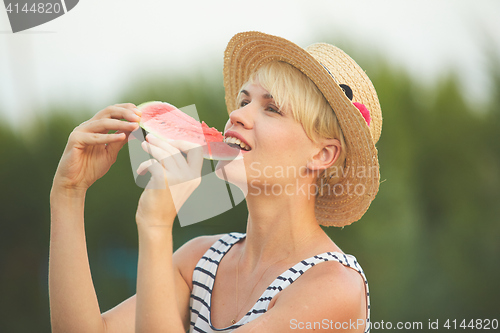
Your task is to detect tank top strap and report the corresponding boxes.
[192,232,245,292]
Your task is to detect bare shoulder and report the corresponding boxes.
[236,260,368,332]
[173,234,224,288]
[258,261,367,332]
[174,234,223,259]
[282,260,365,311]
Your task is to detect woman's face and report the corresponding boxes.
[215,80,320,195]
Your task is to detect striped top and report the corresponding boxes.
[189,233,371,333]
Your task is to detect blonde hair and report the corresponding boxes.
[240,61,347,185]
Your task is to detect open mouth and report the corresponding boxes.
[223,136,251,151]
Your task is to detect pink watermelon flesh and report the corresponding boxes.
[138,101,242,160]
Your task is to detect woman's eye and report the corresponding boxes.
[239,100,249,107]
[267,106,282,115]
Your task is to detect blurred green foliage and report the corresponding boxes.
[0,51,499,332]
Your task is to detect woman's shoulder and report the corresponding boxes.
[270,257,367,328]
[174,233,224,265]
[266,234,368,324]
[172,233,227,288]
[292,241,367,311]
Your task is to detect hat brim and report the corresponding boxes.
[223,31,380,227]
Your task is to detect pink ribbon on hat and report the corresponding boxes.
[353,102,371,126]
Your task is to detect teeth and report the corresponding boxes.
[224,136,250,151]
[240,142,250,150]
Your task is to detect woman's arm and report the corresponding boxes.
[49,104,140,333]
[136,226,184,332]
[49,189,106,333]
[134,135,204,333]
[100,234,221,333]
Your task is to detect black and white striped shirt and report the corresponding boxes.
[189,233,371,332]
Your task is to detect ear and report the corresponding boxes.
[307,139,341,172]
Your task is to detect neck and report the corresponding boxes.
[240,183,325,272]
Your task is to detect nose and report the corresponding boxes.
[228,103,254,130]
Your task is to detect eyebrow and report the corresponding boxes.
[240,89,273,100]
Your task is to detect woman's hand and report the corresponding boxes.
[52,103,141,193]
[135,134,204,228]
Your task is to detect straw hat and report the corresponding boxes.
[223,31,382,227]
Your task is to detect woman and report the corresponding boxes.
[49,32,381,332]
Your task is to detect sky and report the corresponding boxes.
[1,0,499,128]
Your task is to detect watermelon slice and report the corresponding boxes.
[138,101,242,160]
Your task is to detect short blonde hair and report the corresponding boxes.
[240,61,347,184]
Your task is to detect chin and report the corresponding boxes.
[215,158,248,191]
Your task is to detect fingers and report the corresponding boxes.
[148,137,204,176]
[146,135,202,155]
[140,134,203,182]
[80,118,139,134]
[142,140,180,170]
[69,117,139,151]
[71,131,126,146]
[137,159,154,176]
[137,159,162,177]
[70,103,141,147]
[142,135,203,174]
[106,130,133,156]
[137,159,168,190]
[143,135,189,167]
[166,139,204,174]
[162,138,203,152]
[94,103,141,123]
